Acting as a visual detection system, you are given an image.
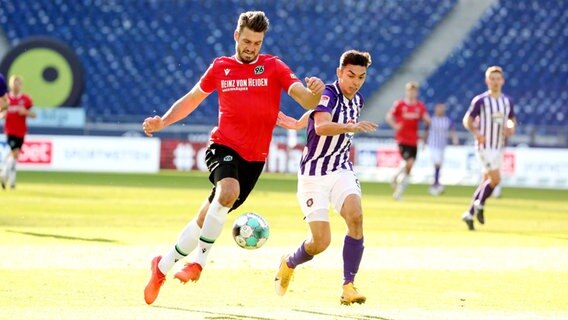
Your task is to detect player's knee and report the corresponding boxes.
[312,234,331,254]
[216,189,239,207]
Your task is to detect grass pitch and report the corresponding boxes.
[0,171,567,320]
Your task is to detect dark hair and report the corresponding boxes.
[236,11,270,33]
[339,50,372,68]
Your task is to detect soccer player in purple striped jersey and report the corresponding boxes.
[424,103,458,195]
[275,50,377,305]
[461,66,516,230]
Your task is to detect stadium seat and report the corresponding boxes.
[0,0,456,124]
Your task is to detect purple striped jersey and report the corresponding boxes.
[299,82,363,176]
[427,115,454,149]
[467,91,515,150]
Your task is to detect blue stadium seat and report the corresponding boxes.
[0,0,456,124]
[422,0,567,127]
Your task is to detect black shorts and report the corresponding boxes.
[398,144,418,161]
[7,135,24,151]
[205,143,265,211]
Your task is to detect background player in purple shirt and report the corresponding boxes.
[424,103,458,195]
[461,66,516,230]
[275,50,377,305]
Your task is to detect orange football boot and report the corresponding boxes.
[144,256,166,305]
[174,262,202,283]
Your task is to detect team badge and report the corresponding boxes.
[306,198,313,207]
[254,65,264,75]
[319,95,330,107]
[290,73,297,79]
[223,155,233,162]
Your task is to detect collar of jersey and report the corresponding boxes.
[232,54,259,65]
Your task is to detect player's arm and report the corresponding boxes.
[143,83,210,137]
[462,110,484,144]
[0,94,7,111]
[276,111,310,130]
[385,103,401,131]
[450,124,459,145]
[314,112,377,136]
[288,77,325,110]
[421,111,431,143]
[504,117,516,137]
[22,108,36,118]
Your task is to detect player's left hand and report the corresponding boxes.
[504,127,515,137]
[304,77,325,95]
[276,111,299,130]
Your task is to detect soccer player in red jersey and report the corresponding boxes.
[141,11,324,305]
[1,75,35,190]
[386,81,431,200]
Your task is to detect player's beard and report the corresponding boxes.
[236,45,258,63]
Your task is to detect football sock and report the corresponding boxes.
[158,219,201,275]
[9,159,16,187]
[343,235,364,285]
[468,182,485,215]
[195,200,230,267]
[478,180,494,205]
[434,167,440,185]
[287,241,313,268]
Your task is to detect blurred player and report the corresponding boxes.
[275,50,377,305]
[386,81,431,200]
[461,66,515,230]
[424,103,458,195]
[141,11,324,305]
[0,73,7,109]
[0,75,35,190]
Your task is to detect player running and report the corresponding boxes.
[0,75,35,190]
[275,50,377,305]
[424,103,458,195]
[461,66,515,230]
[141,11,324,305]
[386,81,431,200]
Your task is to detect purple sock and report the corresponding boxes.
[434,167,440,185]
[343,235,364,285]
[287,241,313,268]
[478,180,494,205]
[468,183,484,215]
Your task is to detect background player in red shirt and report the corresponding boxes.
[141,11,324,305]
[386,81,431,200]
[1,75,35,190]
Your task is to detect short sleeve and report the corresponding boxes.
[198,59,217,93]
[467,96,482,118]
[274,58,301,94]
[390,101,402,118]
[312,88,336,115]
[25,95,33,108]
[0,74,6,96]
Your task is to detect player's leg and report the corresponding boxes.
[394,145,416,200]
[8,148,20,188]
[276,175,330,296]
[333,172,366,305]
[1,136,17,189]
[462,150,500,229]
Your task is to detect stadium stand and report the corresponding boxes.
[422,0,568,131]
[0,0,456,124]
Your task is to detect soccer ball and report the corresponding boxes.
[232,212,270,249]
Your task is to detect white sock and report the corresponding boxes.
[9,160,16,187]
[158,219,201,275]
[195,200,230,267]
[2,156,14,183]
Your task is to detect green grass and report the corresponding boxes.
[1,171,567,320]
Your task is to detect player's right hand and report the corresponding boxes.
[304,77,325,96]
[142,115,165,137]
[475,133,485,145]
[348,120,378,133]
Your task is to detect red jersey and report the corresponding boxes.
[199,54,300,162]
[390,99,427,146]
[5,93,33,137]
